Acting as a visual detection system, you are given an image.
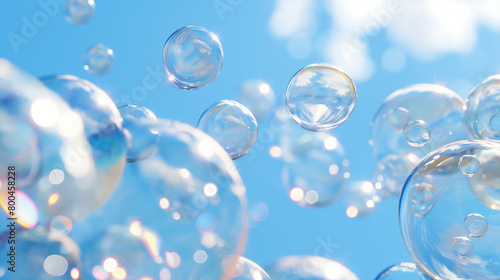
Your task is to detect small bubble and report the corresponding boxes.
[387,107,411,129]
[403,120,430,147]
[410,183,438,218]
[84,44,114,75]
[450,236,473,259]
[50,216,73,235]
[489,113,500,134]
[44,255,68,276]
[464,213,488,238]
[458,155,479,176]
[63,0,95,24]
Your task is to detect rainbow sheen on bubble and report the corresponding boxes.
[84,44,114,75]
[222,256,271,279]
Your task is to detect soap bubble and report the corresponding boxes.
[238,80,276,120]
[400,140,500,280]
[0,229,81,279]
[0,61,125,235]
[75,119,248,279]
[375,262,431,280]
[372,84,469,197]
[63,0,95,24]
[266,256,359,280]
[197,100,258,160]
[344,181,381,217]
[403,120,430,147]
[118,105,160,162]
[464,213,488,238]
[285,63,356,131]
[458,155,479,176]
[162,26,223,90]
[84,44,115,75]
[466,74,500,140]
[373,153,420,197]
[222,256,271,279]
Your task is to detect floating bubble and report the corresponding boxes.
[344,181,381,217]
[84,44,114,75]
[197,100,258,160]
[63,0,95,24]
[119,105,160,162]
[162,26,223,90]
[285,63,356,132]
[466,74,500,140]
[222,256,271,279]
[400,140,500,280]
[249,202,269,222]
[458,155,479,176]
[44,255,68,276]
[266,256,359,280]
[387,107,411,129]
[50,215,73,235]
[464,213,488,238]
[373,153,420,197]
[403,120,430,147]
[238,80,276,120]
[375,262,432,280]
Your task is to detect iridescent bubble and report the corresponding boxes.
[84,44,114,75]
[222,256,271,279]
[118,105,160,162]
[344,181,381,217]
[458,155,479,176]
[464,213,488,238]
[387,107,411,129]
[238,80,276,120]
[466,74,500,140]
[266,256,359,280]
[162,26,223,90]
[400,140,500,280]
[197,100,258,160]
[63,0,95,24]
[50,215,73,235]
[450,236,473,259]
[403,120,430,147]
[375,262,432,280]
[285,63,356,132]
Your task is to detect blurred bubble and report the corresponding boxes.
[63,0,95,24]
[249,202,269,222]
[197,100,258,160]
[403,120,430,147]
[266,256,359,280]
[162,26,223,90]
[285,63,356,131]
[344,181,381,217]
[238,80,276,120]
[400,140,500,280]
[50,215,73,235]
[375,262,431,280]
[44,255,68,276]
[119,104,160,162]
[84,44,114,75]
[373,153,420,197]
[222,256,271,279]
[464,213,488,238]
[458,155,479,176]
[466,74,500,141]
[387,107,411,129]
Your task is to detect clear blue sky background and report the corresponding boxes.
[1,1,500,279]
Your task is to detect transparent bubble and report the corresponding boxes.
[222,256,271,279]
[285,63,356,132]
[0,61,125,233]
[50,215,73,235]
[466,74,500,140]
[197,100,258,160]
[344,181,381,217]
[238,80,276,120]
[118,105,160,162]
[249,202,269,222]
[372,84,469,197]
[266,256,359,280]
[458,155,479,176]
[403,120,430,147]
[162,26,223,90]
[450,236,473,259]
[400,140,500,280]
[464,213,488,238]
[84,44,114,75]
[0,230,81,279]
[75,119,247,279]
[373,153,420,197]
[63,0,95,24]
[375,262,432,280]
[387,107,411,129]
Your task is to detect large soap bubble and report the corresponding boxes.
[222,256,271,280]
[285,63,356,132]
[162,26,223,90]
[266,256,359,280]
[375,262,431,280]
[0,61,125,235]
[400,140,500,280]
[371,84,469,196]
[75,119,248,279]
[466,74,500,141]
